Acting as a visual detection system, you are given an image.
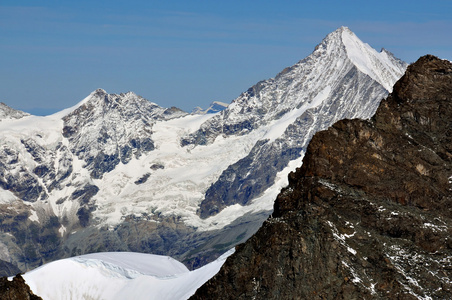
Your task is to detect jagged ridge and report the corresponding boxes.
[0,103,29,121]
[62,88,186,179]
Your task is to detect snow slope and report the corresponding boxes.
[23,249,235,300]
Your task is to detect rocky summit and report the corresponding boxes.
[190,56,452,299]
[0,275,42,300]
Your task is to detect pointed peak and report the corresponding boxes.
[92,88,107,97]
[336,26,352,33]
[333,26,362,46]
[324,26,354,40]
[313,26,355,53]
[332,27,408,91]
[302,26,406,93]
[90,89,141,101]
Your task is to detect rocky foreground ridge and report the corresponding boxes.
[191,56,452,299]
[0,275,42,300]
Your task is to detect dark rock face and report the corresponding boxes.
[60,211,266,271]
[0,275,42,300]
[0,138,72,203]
[191,56,452,299]
[134,173,151,184]
[0,203,63,273]
[71,184,99,204]
[0,260,21,277]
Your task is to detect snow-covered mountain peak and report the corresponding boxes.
[340,28,406,91]
[69,89,146,114]
[61,89,187,179]
[184,27,407,220]
[182,27,407,148]
[311,27,407,92]
[62,89,186,123]
[93,87,107,95]
[47,88,109,119]
[51,89,172,120]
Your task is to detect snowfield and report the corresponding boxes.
[22,249,235,300]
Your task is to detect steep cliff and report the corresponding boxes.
[191,56,452,299]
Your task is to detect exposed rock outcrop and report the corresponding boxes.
[0,275,42,300]
[191,56,452,299]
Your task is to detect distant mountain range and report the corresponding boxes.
[191,101,229,114]
[0,27,407,275]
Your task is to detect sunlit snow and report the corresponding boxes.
[341,27,403,92]
[22,249,235,300]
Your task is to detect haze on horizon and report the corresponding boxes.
[1,0,451,115]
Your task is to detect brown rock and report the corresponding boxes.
[0,275,42,300]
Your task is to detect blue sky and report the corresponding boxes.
[1,1,451,114]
